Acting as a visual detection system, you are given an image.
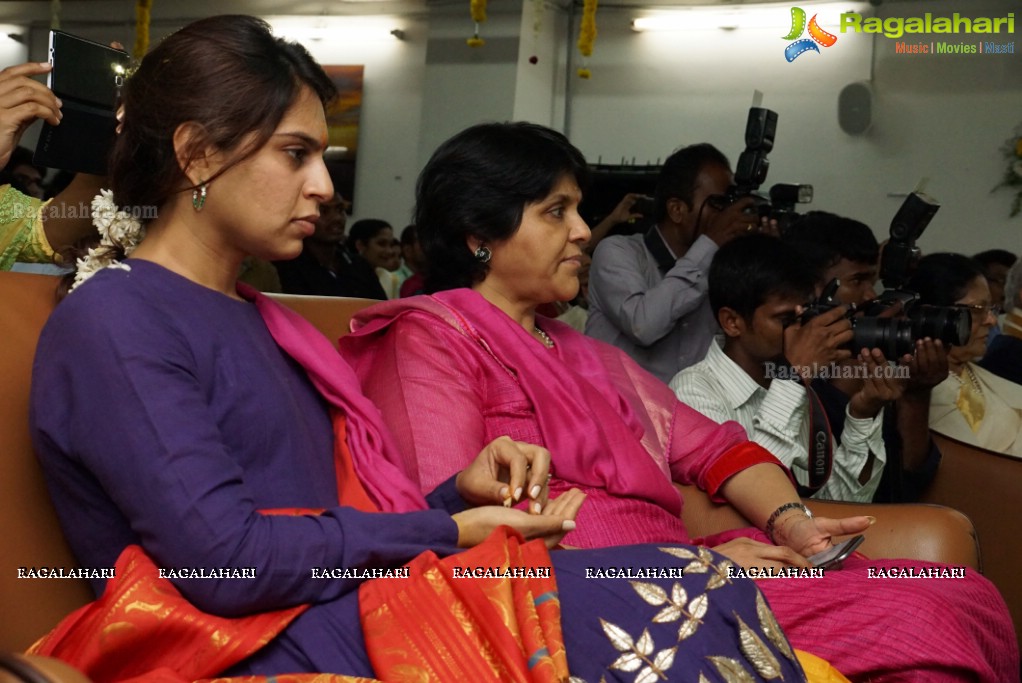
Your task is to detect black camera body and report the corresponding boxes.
[710,107,812,229]
[799,191,970,359]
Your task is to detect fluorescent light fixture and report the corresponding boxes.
[632,2,869,32]
[268,17,404,43]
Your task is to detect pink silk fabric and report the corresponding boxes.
[341,288,781,548]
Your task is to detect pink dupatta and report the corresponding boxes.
[346,289,744,516]
[237,283,427,513]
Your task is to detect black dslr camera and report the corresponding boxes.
[709,106,812,230]
[799,191,970,359]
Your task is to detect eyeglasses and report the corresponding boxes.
[953,303,998,320]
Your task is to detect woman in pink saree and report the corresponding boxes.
[340,122,1018,682]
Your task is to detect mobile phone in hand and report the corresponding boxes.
[806,534,864,569]
[34,31,130,175]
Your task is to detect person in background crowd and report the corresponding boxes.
[349,217,400,298]
[586,143,761,382]
[397,224,426,298]
[973,248,1018,348]
[673,234,894,503]
[781,211,945,503]
[912,253,1022,456]
[275,192,387,299]
[980,257,1022,385]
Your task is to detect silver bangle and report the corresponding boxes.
[765,502,812,544]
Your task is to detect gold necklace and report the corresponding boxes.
[534,326,554,348]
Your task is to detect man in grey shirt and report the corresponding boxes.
[586,143,760,382]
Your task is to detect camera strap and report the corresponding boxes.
[791,374,834,497]
[643,227,676,275]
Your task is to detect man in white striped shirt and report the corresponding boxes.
[670,234,900,502]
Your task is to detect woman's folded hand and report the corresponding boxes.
[456,435,552,513]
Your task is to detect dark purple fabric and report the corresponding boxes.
[29,261,803,681]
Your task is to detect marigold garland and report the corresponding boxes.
[468,0,487,47]
[993,124,1022,217]
[577,0,597,78]
[134,0,152,59]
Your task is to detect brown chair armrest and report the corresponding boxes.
[804,499,979,569]
[677,484,979,569]
[0,654,91,683]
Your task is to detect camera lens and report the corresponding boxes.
[908,305,971,347]
[852,317,914,358]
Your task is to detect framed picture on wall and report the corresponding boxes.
[322,65,364,211]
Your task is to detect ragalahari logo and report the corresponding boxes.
[783,7,838,61]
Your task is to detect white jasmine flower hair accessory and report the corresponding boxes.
[70,190,147,292]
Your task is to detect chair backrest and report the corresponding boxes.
[0,273,376,652]
[265,293,377,343]
[0,272,93,652]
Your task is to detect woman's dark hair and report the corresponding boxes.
[781,211,879,283]
[709,234,816,320]
[110,14,336,214]
[907,253,986,306]
[58,15,336,299]
[654,143,730,225]
[348,218,392,247]
[973,248,1017,271]
[415,121,590,292]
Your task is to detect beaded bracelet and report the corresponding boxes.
[765,502,812,544]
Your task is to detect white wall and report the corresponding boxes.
[566,0,1022,255]
[11,0,1020,255]
[301,17,429,229]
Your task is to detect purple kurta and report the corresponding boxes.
[30,261,805,681]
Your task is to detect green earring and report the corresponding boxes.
[192,183,208,212]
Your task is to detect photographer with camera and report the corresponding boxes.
[782,211,947,502]
[586,143,761,382]
[671,234,896,502]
